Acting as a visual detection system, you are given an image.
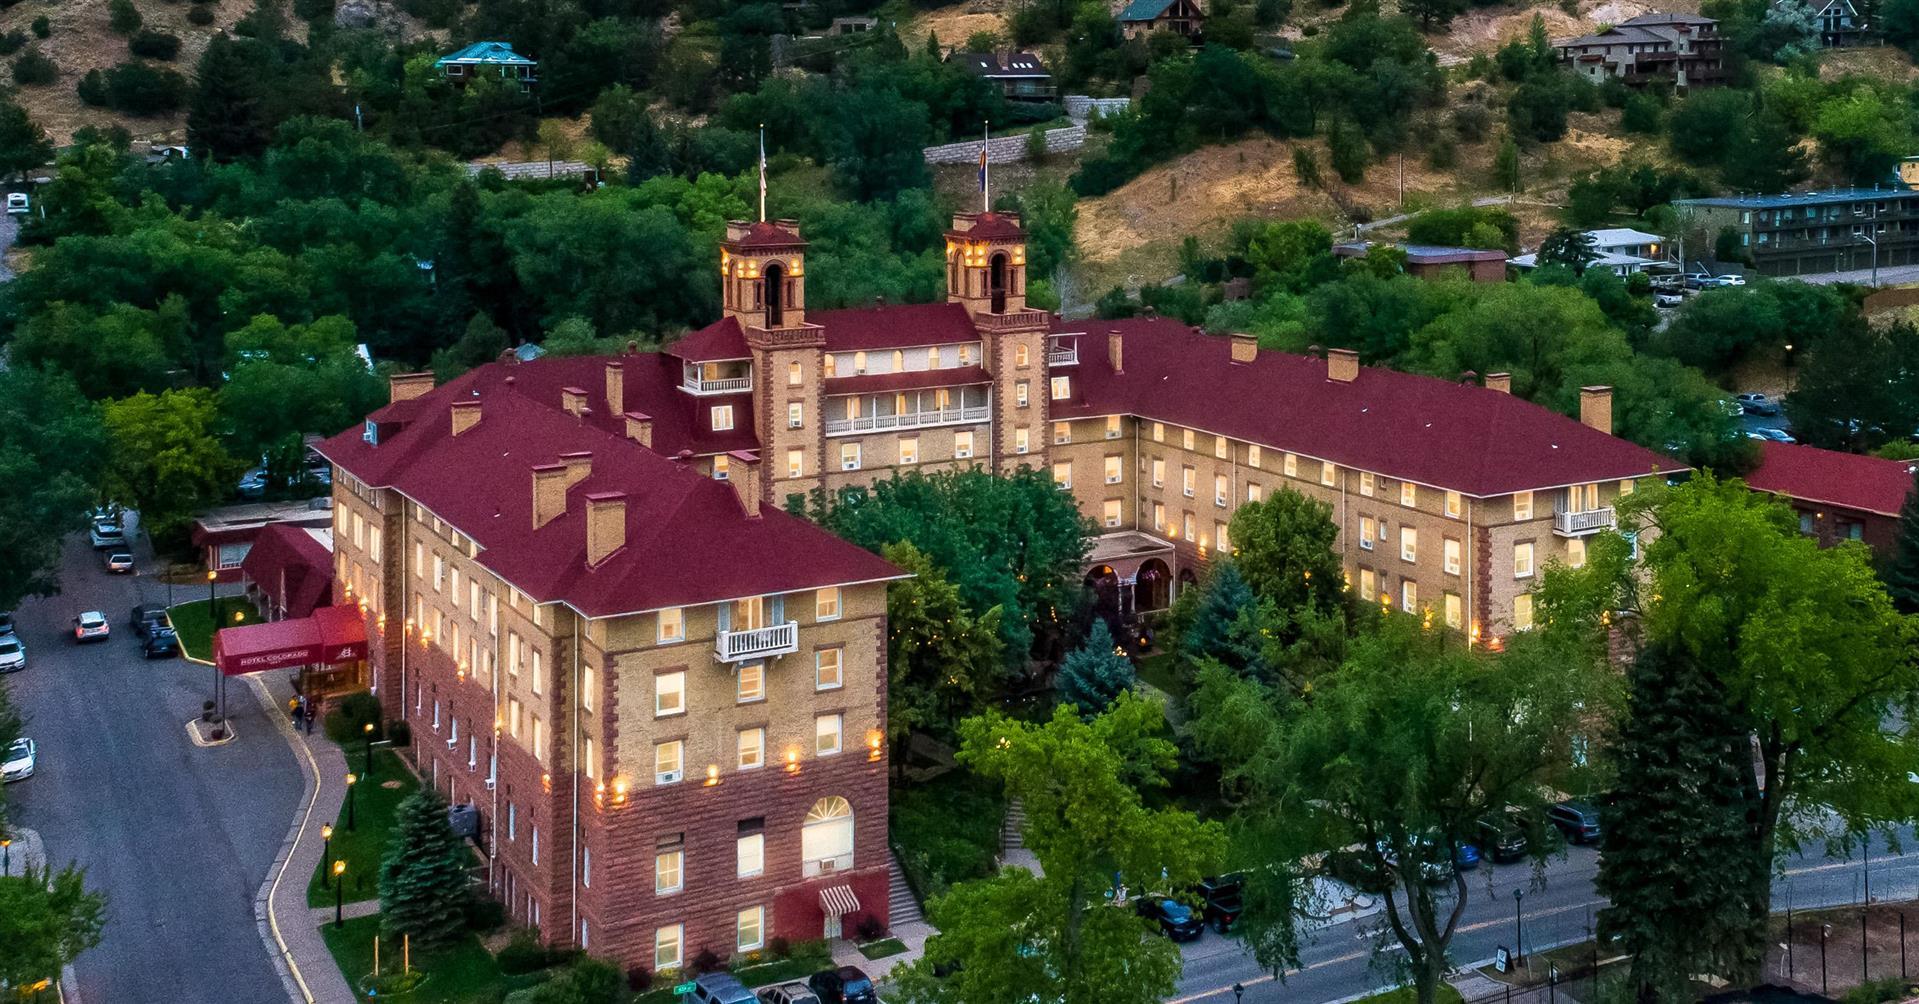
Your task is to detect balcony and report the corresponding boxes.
[715,621,799,662]
[682,374,752,395]
[1048,347,1079,367]
[825,405,991,436]
[1553,506,1617,536]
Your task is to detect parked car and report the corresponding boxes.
[1708,274,1748,287]
[0,635,24,673]
[0,610,14,637]
[808,966,879,1004]
[88,519,125,549]
[141,628,180,660]
[688,972,758,1004]
[236,469,268,499]
[6,192,28,215]
[103,551,135,574]
[1682,272,1714,289]
[1747,427,1796,443]
[1735,392,1780,416]
[2,737,34,782]
[1549,800,1603,844]
[757,983,823,1004]
[1454,843,1482,871]
[72,611,109,643]
[132,604,170,637]
[1477,815,1529,864]
[1134,895,1205,941]
[1653,291,1685,308]
[1197,873,1244,933]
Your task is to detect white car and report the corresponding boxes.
[88,519,125,549]
[0,635,23,673]
[6,192,28,215]
[72,611,109,643]
[2,737,34,782]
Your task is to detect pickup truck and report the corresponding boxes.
[1198,873,1244,933]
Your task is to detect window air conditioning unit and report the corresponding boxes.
[818,858,838,874]
[659,770,682,784]
[484,777,496,791]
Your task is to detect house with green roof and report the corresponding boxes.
[1118,0,1204,39]
[434,41,537,91]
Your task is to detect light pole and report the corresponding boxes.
[346,772,359,831]
[208,569,220,717]
[1233,983,1245,1004]
[363,721,376,779]
[1,836,10,876]
[1513,888,1526,968]
[333,860,347,927]
[321,824,334,887]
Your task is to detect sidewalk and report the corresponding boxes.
[4,825,84,1003]
[244,671,360,1004]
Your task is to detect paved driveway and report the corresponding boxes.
[5,527,302,1004]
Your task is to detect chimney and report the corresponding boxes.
[388,372,435,403]
[532,464,569,529]
[584,492,626,565]
[1230,334,1258,364]
[1327,347,1359,383]
[1485,372,1513,394]
[559,451,593,491]
[561,386,588,418]
[1107,330,1124,373]
[727,450,763,517]
[1579,385,1613,435]
[604,361,624,417]
[450,399,482,436]
[624,411,653,448]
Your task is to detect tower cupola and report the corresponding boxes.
[720,219,809,330]
[945,212,1028,317]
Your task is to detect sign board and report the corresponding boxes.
[674,982,697,995]
[1494,947,1510,973]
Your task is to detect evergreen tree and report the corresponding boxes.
[378,788,471,948]
[1884,465,1919,614]
[1181,561,1261,676]
[0,97,51,181]
[188,35,271,162]
[1493,136,1520,192]
[1055,620,1135,714]
[1597,644,1765,999]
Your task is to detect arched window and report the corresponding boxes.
[764,262,786,327]
[802,796,854,876]
[989,252,1009,314]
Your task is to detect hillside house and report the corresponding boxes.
[949,51,1056,102]
[1774,0,1865,47]
[1556,13,1724,89]
[435,41,538,91]
[1511,228,1670,275]
[1333,242,1508,282]
[1118,0,1205,39]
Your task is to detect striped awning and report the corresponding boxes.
[819,884,861,916]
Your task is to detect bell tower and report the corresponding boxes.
[945,211,1030,316]
[721,220,810,330]
[947,211,1051,474]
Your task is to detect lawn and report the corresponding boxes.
[890,768,1006,904]
[321,914,518,1003]
[167,597,262,661]
[1134,651,1186,701]
[1351,983,1464,1004]
[308,748,419,907]
[857,937,907,961]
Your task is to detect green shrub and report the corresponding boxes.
[76,69,108,106]
[0,30,25,55]
[109,0,142,35]
[497,929,569,975]
[128,30,180,60]
[527,957,623,1004]
[323,689,384,744]
[30,15,48,37]
[890,770,1005,902]
[12,45,54,85]
[186,5,214,24]
[1840,977,1913,1004]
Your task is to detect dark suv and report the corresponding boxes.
[1477,814,1529,863]
[1135,895,1205,941]
[1196,874,1244,932]
[807,967,877,1004]
[1548,800,1602,844]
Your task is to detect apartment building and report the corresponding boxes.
[1676,188,1919,276]
[1556,13,1724,89]
[317,375,906,975]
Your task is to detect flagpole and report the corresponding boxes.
[982,121,990,213]
[758,123,767,223]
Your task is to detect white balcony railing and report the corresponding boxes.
[715,621,799,662]
[1048,347,1079,367]
[1553,506,1617,536]
[682,375,752,395]
[825,405,990,436]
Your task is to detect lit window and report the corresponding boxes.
[655,741,683,785]
[1054,421,1071,444]
[658,607,684,643]
[712,405,734,431]
[532,716,546,762]
[816,587,841,620]
[738,728,764,770]
[1444,538,1461,576]
[738,662,765,703]
[1360,517,1376,550]
[1183,512,1195,541]
[1248,444,1261,467]
[738,828,765,877]
[1016,382,1029,407]
[656,670,684,717]
[1568,537,1587,568]
[1182,429,1195,451]
[954,431,974,459]
[1401,482,1418,508]
[1216,521,1230,552]
[853,351,867,374]
[1402,580,1418,613]
[1182,466,1196,497]
[1215,474,1227,507]
[787,449,804,479]
[1513,593,1535,631]
[817,647,843,689]
[1284,454,1298,477]
[1153,502,1166,531]
[654,926,683,970]
[1401,526,1418,563]
[655,844,683,895]
[788,361,803,386]
[788,402,804,429]
[507,698,522,738]
[899,436,919,465]
[1215,436,1228,459]
[1050,376,1070,400]
[1247,483,1262,502]
[1320,461,1336,487]
[1106,416,1121,439]
[1445,491,1462,519]
[581,736,596,779]
[737,906,766,951]
[1054,461,1072,490]
[1513,491,1534,521]
[1444,592,1463,628]
[582,664,595,712]
[1102,499,1122,527]
[816,714,843,756]
[1360,568,1375,599]
[1152,458,1165,487]
[1514,542,1534,578]
[1152,422,1164,442]
[1618,478,1636,496]
[1105,455,1122,484]
[1015,428,1029,454]
[713,455,729,481]
[1360,472,1375,497]
[840,443,861,471]
[1016,344,1030,367]
[928,347,941,368]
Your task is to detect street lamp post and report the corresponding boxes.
[1,836,10,876]
[333,860,347,927]
[1233,983,1245,1004]
[208,569,220,718]
[363,721,376,779]
[1513,888,1526,968]
[321,824,334,887]
[346,772,359,831]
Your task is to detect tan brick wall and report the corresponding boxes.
[755,344,826,504]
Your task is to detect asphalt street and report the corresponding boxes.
[4,524,302,1004]
[1171,833,1919,1004]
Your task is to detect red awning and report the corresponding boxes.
[214,606,368,676]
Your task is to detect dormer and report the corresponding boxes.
[720,220,809,330]
[945,211,1028,316]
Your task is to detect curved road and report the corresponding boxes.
[6,526,302,1004]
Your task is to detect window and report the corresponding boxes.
[1102,499,1122,527]
[1282,453,1298,478]
[1444,592,1463,629]
[853,351,867,374]
[508,698,522,738]
[802,797,855,876]
[1016,382,1029,407]
[1216,521,1230,552]
[1247,444,1262,468]
[712,454,731,482]
[1360,517,1376,550]
[1153,502,1166,532]
[654,926,683,970]
[1618,478,1636,496]
[1015,428,1029,454]
[533,826,540,865]
[1053,461,1072,490]
[1214,436,1228,459]
[655,740,683,785]
[816,587,841,620]
[1050,376,1070,400]
[1105,455,1123,484]
[1401,482,1418,508]
[582,664,596,712]
[1214,474,1227,507]
[737,907,765,951]
[1514,542,1534,578]
[433,553,445,591]
[1401,579,1418,613]
[1016,344,1029,367]
[712,405,734,431]
[737,662,765,703]
[1400,527,1418,563]
[1320,462,1336,487]
[1247,483,1263,502]
[787,449,804,479]
[1445,491,1462,519]
[581,736,595,779]
[816,714,843,756]
[1567,537,1587,569]
[1513,593,1535,631]
[954,431,974,459]
[414,542,424,578]
[738,825,765,877]
[738,728,764,770]
[1106,416,1121,439]
[658,607,683,643]
[656,670,685,717]
[1360,568,1376,601]
[1052,422,1073,446]
[1444,538,1461,576]
[788,361,803,386]
[787,402,804,429]
[1182,466,1196,497]
[1181,429,1195,451]
[532,716,546,762]
[958,345,973,366]
[898,436,919,465]
[1183,512,1196,541]
[1152,458,1165,487]
[1152,422,1164,443]
[1360,472,1375,497]
[531,650,544,695]
[840,443,862,471]
[816,647,843,690]
[1513,491,1533,521]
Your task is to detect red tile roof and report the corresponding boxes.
[953,212,1026,240]
[668,317,751,362]
[811,303,982,350]
[1050,318,1688,497]
[730,221,807,249]
[315,377,903,618]
[241,524,335,620]
[823,365,991,396]
[1745,441,1917,518]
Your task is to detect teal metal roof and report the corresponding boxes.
[1119,0,1177,20]
[434,41,535,67]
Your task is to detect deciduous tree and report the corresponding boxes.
[1885,466,1919,614]
[881,542,1005,754]
[0,368,104,612]
[101,388,241,546]
[0,863,107,993]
